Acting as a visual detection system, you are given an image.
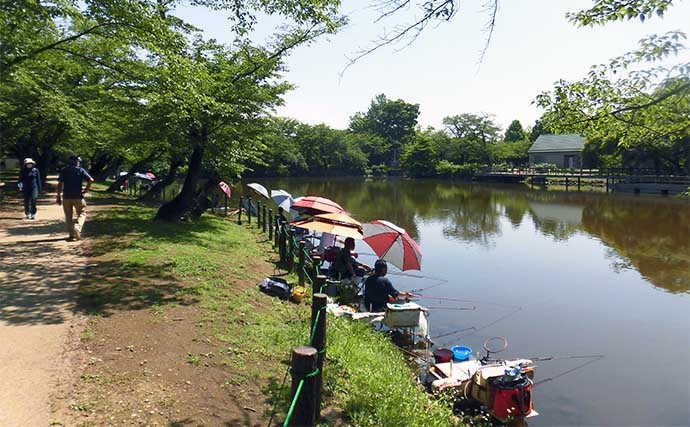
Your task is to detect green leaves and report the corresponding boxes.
[567,0,676,26]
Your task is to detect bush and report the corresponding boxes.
[435,161,480,178]
[370,163,389,177]
[532,162,558,172]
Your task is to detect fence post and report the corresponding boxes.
[311,256,322,282]
[268,209,273,241]
[314,275,326,295]
[279,220,287,262]
[247,196,252,225]
[224,193,228,217]
[238,197,243,225]
[287,346,318,427]
[310,293,327,422]
[256,202,262,229]
[262,206,267,233]
[287,228,295,273]
[274,216,280,248]
[298,241,306,286]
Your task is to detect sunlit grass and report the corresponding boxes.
[84,204,461,426]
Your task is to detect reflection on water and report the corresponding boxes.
[257,178,688,294]
[251,178,689,426]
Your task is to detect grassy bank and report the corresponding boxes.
[78,196,459,426]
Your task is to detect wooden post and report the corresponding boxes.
[565,176,569,190]
[314,275,327,294]
[279,220,287,262]
[287,346,318,427]
[310,293,327,421]
[274,216,280,248]
[311,256,323,283]
[287,228,295,273]
[298,241,306,286]
[268,209,273,240]
[577,177,581,190]
[237,197,243,225]
[247,196,252,225]
[256,202,262,229]
[606,177,609,193]
[262,206,267,233]
[224,193,228,216]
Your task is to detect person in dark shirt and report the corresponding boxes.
[330,237,371,280]
[363,259,415,312]
[56,156,94,240]
[18,158,41,219]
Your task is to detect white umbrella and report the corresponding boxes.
[133,172,153,181]
[247,182,269,199]
[271,189,294,212]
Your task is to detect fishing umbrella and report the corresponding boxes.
[133,172,153,181]
[362,220,422,271]
[270,189,294,212]
[291,196,345,215]
[246,182,270,199]
[291,212,363,240]
[145,172,157,179]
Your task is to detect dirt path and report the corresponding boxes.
[0,180,88,427]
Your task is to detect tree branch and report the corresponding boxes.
[1,21,139,73]
[341,0,455,76]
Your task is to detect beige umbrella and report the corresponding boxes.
[291,212,363,239]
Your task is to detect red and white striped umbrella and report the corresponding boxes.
[362,220,422,271]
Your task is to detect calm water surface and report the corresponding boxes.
[254,178,689,426]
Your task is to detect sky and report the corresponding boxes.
[176,0,690,132]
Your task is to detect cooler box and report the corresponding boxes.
[384,302,424,327]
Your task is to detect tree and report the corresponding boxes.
[401,133,438,178]
[504,120,525,142]
[442,113,500,165]
[536,33,689,174]
[294,124,367,176]
[349,94,419,167]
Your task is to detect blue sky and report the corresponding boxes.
[176,0,690,132]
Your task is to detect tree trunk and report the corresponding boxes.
[155,127,207,221]
[96,157,123,182]
[88,153,112,180]
[139,159,182,201]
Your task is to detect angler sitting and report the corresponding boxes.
[329,237,371,281]
[363,259,415,312]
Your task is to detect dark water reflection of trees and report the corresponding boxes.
[257,178,689,294]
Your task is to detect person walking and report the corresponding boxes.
[18,158,41,219]
[56,156,94,240]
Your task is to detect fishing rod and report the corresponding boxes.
[429,305,522,340]
[384,271,450,294]
[526,354,605,362]
[532,355,605,387]
[416,295,521,310]
[424,306,477,311]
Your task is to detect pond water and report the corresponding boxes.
[249,178,690,426]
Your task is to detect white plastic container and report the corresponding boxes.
[384,302,424,327]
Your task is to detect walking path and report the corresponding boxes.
[0,181,87,426]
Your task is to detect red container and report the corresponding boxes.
[432,348,454,363]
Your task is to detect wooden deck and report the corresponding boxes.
[473,169,690,195]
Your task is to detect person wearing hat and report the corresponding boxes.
[56,156,93,240]
[363,259,415,312]
[18,158,41,219]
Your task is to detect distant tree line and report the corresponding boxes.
[245,94,544,178]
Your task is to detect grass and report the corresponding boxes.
[82,198,461,426]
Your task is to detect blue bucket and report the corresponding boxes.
[451,345,472,361]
